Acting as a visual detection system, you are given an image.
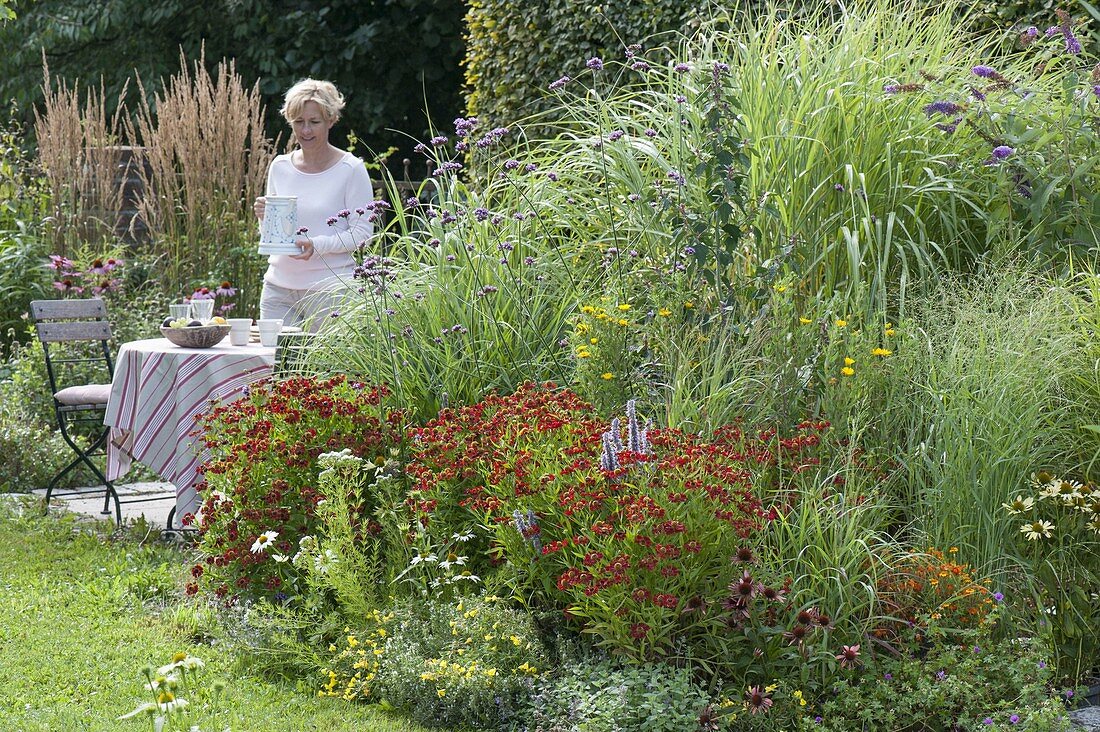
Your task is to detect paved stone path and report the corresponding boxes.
[1072,706,1100,731]
[31,481,176,528]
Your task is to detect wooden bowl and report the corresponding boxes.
[161,324,230,348]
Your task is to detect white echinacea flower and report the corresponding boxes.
[251,530,278,553]
[1019,520,1054,541]
[1001,495,1034,514]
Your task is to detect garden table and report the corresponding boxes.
[103,337,277,525]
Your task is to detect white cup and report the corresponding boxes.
[227,318,252,346]
[168,303,190,320]
[190,299,215,322]
[257,319,283,347]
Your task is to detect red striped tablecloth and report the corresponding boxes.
[104,338,276,520]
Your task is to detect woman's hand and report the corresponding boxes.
[289,237,314,260]
[253,196,266,221]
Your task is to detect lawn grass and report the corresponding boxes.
[0,498,432,732]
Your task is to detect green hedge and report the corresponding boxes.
[464,0,696,132]
[464,0,1098,137]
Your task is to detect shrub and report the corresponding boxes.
[810,637,1073,731]
[356,595,549,730]
[0,398,72,493]
[0,109,50,355]
[407,383,851,675]
[881,8,1100,261]
[188,376,404,604]
[526,657,710,732]
[872,547,996,653]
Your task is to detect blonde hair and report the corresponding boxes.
[280,79,345,125]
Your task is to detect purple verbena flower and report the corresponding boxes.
[674,62,691,73]
[631,60,650,71]
[549,76,571,91]
[430,135,448,146]
[503,159,520,171]
[454,116,478,137]
[608,130,624,141]
[586,57,604,71]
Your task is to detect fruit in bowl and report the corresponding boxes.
[160,323,231,348]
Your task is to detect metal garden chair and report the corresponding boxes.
[29,298,163,526]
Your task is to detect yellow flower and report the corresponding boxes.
[792,690,807,706]
[658,308,672,316]
[576,322,589,334]
[774,284,788,293]
[618,303,631,311]
[871,347,893,357]
[600,372,614,380]
[589,337,599,345]
[835,318,847,327]
[617,318,629,326]
[885,327,896,337]
[485,668,498,677]
[437,688,446,698]
[580,305,595,314]
[799,317,812,325]
[841,366,855,377]
[684,301,694,309]
[510,635,522,646]
[844,357,855,366]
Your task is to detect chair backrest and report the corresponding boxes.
[29,298,114,395]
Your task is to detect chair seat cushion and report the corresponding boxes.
[54,383,111,407]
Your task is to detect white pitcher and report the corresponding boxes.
[258,196,300,256]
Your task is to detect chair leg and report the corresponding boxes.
[43,452,87,515]
[54,417,122,526]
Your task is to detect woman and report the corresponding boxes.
[253,79,373,328]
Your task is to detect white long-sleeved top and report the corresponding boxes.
[262,151,373,291]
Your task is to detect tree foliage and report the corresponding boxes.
[0,0,465,164]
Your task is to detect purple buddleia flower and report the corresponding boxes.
[923,100,961,117]
[1020,26,1039,45]
[971,65,998,78]
[1093,84,1100,99]
[1056,10,1082,54]
[970,86,986,102]
[992,145,1014,159]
